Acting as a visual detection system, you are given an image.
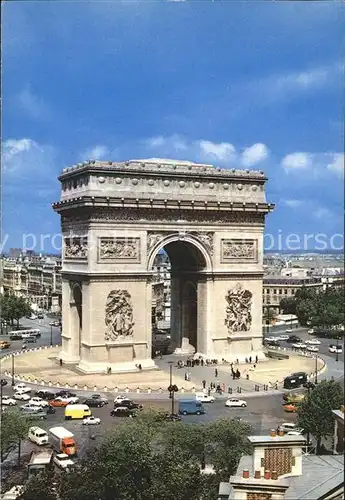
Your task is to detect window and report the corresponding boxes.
[273,289,277,294]
[266,289,270,294]
[291,289,295,295]
[284,289,288,294]
[279,289,282,295]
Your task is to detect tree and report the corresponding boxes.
[0,295,32,328]
[1,408,31,465]
[297,379,344,454]
[22,469,58,500]
[279,297,297,315]
[293,286,345,330]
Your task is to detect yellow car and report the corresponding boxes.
[0,341,11,350]
[283,403,298,413]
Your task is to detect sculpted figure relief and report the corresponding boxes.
[225,284,252,333]
[64,238,88,259]
[191,231,214,255]
[105,290,134,341]
[222,240,256,260]
[147,232,170,252]
[99,238,139,260]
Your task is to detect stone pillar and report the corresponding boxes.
[59,279,81,364]
[170,274,182,352]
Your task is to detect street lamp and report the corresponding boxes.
[336,336,340,362]
[11,353,15,387]
[50,324,53,347]
[167,361,178,415]
[314,355,318,385]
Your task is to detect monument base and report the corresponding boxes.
[58,351,80,365]
[174,337,196,355]
[76,358,158,375]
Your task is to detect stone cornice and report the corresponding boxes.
[52,196,274,214]
[58,159,267,182]
[61,270,264,281]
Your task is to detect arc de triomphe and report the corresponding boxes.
[53,159,274,373]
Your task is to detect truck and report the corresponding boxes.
[178,399,205,416]
[27,450,53,478]
[49,427,77,456]
[65,404,91,420]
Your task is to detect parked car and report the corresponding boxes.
[110,406,137,418]
[277,335,289,341]
[225,399,247,408]
[53,453,75,470]
[283,403,298,413]
[50,397,78,407]
[13,392,31,401]
[329,345,343,354]
[21,403,43,412]
[27,410,47,421]
[287,428,304,436]
[114,400,143,410]
[278,422,297,433]
[13,383,31,393]
[10,334,23,340]
[305,338,321,345]
[1,396,17,406]
[46,405,56,414]
[0,341,11,349]
[1,379,8,387]
[56,391,77,398]
[83,398,107,408]
[308,329,314,334]
[287,336,301,343]
[285,329,293,333]
[292,343,306,349]
[49,321,60,327]
[82,416,101,425]
[35,390,56,400]
[113,395,130,404]
[90,394,108,404]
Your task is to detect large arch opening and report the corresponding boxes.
[150,238,208,357]
[71,283,82,357]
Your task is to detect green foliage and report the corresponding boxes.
[1,408,31,464]
[0,294,32,327]
[293,286,345,329]
[279,297,297,315]
[297,379,344,453]
[21,413,252,500]
[21,469,57,500]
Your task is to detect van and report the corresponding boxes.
[179,399,205,416]
[28,426,49,445]
[64,404,91,420]
[283,372,307,389]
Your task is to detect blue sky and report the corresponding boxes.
[2,1,344,253]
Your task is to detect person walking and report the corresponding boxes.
[249,356,252,364]
[202,379,206,389]
[215,368,218,378]
[255,355,258,364]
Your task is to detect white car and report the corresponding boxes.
[82,416,101,425]
[53,453,75,470]
[1,396,17,406]
[277,335,289,341]
[21,403,42,412]
[329,345,343,354]
[305,339,321,345]
[225,398,247,408]
[29,397,49,407]
[195,392,215,403]
[306,346,319,353]
[287,428,304,436]
[55,396,79,404]
[308,329,314,334]
[265,336,276,342]
[292,343,306,349]
[285,329,293,333]
[13,392,31,401]
[13,383,31,393]
[113,395,129,404]
[278,422,296,433]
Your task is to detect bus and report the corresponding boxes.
[9,329,41,340]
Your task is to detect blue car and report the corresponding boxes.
[179,399,205,416]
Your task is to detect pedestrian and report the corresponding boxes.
[215,368,218,378]
[202,379,206,389]
[249,356,252,364]
[138,364,142,370]
[236,369,241,379]
[201,358,204,366]
[236,358,239,365]
[208,387,211,396]
[59,358,63,367]
[255,355,258,364]
[184,372,187,381]
[245,357,248,364]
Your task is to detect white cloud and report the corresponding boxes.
[314,207,333,219]
[198,140,236,162]
[281,152,312,171]
[17,87,49,121]
[241,143,269,167]
[81,145,110,160]
[283,199,303,208]
[327,153,344,177]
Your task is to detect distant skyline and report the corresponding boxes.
[2,2,343,252]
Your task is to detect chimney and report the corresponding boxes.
[272,471,278,480]
[270,429,277,437]
[242,469,249,479]
[264,470,271,480]
[278,429,284,437]
[254,470,261,479]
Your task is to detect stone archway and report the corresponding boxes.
[71,283,82,357]
[53,158,274,373]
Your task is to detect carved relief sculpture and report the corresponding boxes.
[225,284,252,334]
[221,239,257,262]
[105,290,134,341]
[147,232,170,252]
[99,238,140,262]
[190,231,214,255]
[64,237,88,259]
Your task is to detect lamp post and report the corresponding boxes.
[11,353,15,387]
[315,355,318,385]
[50,324,53,347]
[167,361,177,415]
[336,336,340,362]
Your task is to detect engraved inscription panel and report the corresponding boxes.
[98,237,140,263]
[221,239,257,263]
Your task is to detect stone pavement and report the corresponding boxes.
[0,346,325,393]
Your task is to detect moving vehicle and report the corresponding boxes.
[1,396,17,406]
[13,392,31,401]
[114,400,142,410]
[21,404,42,412]
[225,398,247,408]
[49,427,76,456]
[82,416,101,425]
[13,383,31,393]
[29,397,49,408]
[26,410,47,421]
[53,453,75,471]
[37,314,44,319]
[287,428,304,436]
[110,406,137,418]
[90,394,108,404]
[292,343,306,349]
[35,390,56,400]
[277,335,289,341]
[285,329,293,333]
[113,395,130,404]
[329,345,343,354]
[65,404,91,420]
[9,333,23,340]
[195,392,215,403]
[50,396,79,407]
[83,398,107,408]
[49,321,60,327]
[283,372,307,390]
[278,422,297,433]
[282,392,305,404]
[283,403,298,413]
[10,329,41,339]
[27,450,53,478]
[28,426,49,445]
[308,329,314,334]
[287,335,301,343]
[305,338,321,345]
[306,346,319,353]
[179,399,205,416]
[1,379,8,386]
[0,341,11,349]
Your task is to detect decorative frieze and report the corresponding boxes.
[98,237,141,263]
[105,290,134,341]
[221,239,258,263]
[63,237,88,260]
[147,232,171,252]
[225,284,252,334]
[190,231,214,255]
